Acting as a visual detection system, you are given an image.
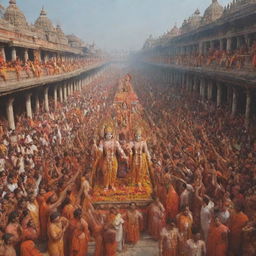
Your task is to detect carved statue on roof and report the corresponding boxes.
[4,0,28,29]
[201,0,224,25]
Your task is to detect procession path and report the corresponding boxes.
[87,235,158,256]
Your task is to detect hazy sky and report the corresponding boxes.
[2,0,231,52]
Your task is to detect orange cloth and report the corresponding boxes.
[165,185,179,220]
[103,228,117,256]
[229,212,248,253]
[62,204,75,221]
[176,214,193,239]
[105,243,117,256]
[28,200,40,235]
[207,223,229,256]
[147,203,165,240]
[69,218,89,256]
[125,210,142,244]
[47,220,65,256]
[20,240,43,256]
[39,201,51,241]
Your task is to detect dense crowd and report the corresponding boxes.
[132,68,256,256]
[0,69,120,256]
[0,57,102,82]
[0,65,255,256]
[147,40,256,71]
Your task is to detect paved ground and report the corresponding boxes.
[43,234,158,256]
[88,235,158,256]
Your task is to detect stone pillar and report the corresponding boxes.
[25,93,33,119]
[217,83,222,107]
[207,80,213,101]
[220,39,224,51]
[24,49,29,62]
[210,41,215,51]
[44,88,49,112]
[237,37,241,49]
[54,87,58,109]
[11,47,17,61]
[44,53,49,63]
[38,50,41,62]
[201,79,207,100]
[6,98,15,130]
[199,42,203,55]
[58,86,63,103]
[182,73,185,89]
[191,76,195,92]
[70,83,73,95]
[231,88,237,118]
[35,94,40,113]
[63,85,67,101]
[245,90,251,126]
[67,83,70,96]
[1,47,6,62]
[186,74,190,91]
[227,38,232,52]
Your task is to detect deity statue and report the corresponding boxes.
[93,126,128,191]
[129,129,151,190]
[122,74,132,93]
[117,133,130,179]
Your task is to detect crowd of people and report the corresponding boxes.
[131,67,256,256]
[148,41,256,71]
[0,68,124,256]
[0,64,255,256]
[0,56,102,82]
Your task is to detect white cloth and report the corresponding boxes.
[186,239,206,256]
[7,183,18,192]
[200,201,214,240]
[0,158,5,172]
[114,213,124,252]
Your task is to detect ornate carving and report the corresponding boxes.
[201,0,224,25]
[4,0,28,29]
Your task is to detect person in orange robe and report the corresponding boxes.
[207,216,229,256]
[159,221,179,256]
[87,207,104,256]
[125,202,143,244]
[61,197,75,221]
[27,194,40,237]
[147,196,165,241]
[61,197,75,256]
[39,186,70,241]
[103,224,117,256]
[69,208,90,256]
[176,207,193,256]
[165,184,179,221]
[47,212,69,256]
[228,203,249,256]
[20,240,43,256]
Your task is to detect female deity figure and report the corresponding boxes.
[94,126,128,191]
[129,129,151,190]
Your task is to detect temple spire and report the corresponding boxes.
[40,6,47,16]
[9,0,16,5]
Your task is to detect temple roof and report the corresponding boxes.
[165,24,180,38]
[4,0,28,29]
[181,9,202,34]
[35,7,55,33]
[202,0,224,25]
[67,34,83,43]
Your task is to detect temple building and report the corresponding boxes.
[138,0,256,127]
[0,0,106,130]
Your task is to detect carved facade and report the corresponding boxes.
[0,0,97,61]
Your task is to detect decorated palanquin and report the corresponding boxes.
[91,74,153,203]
